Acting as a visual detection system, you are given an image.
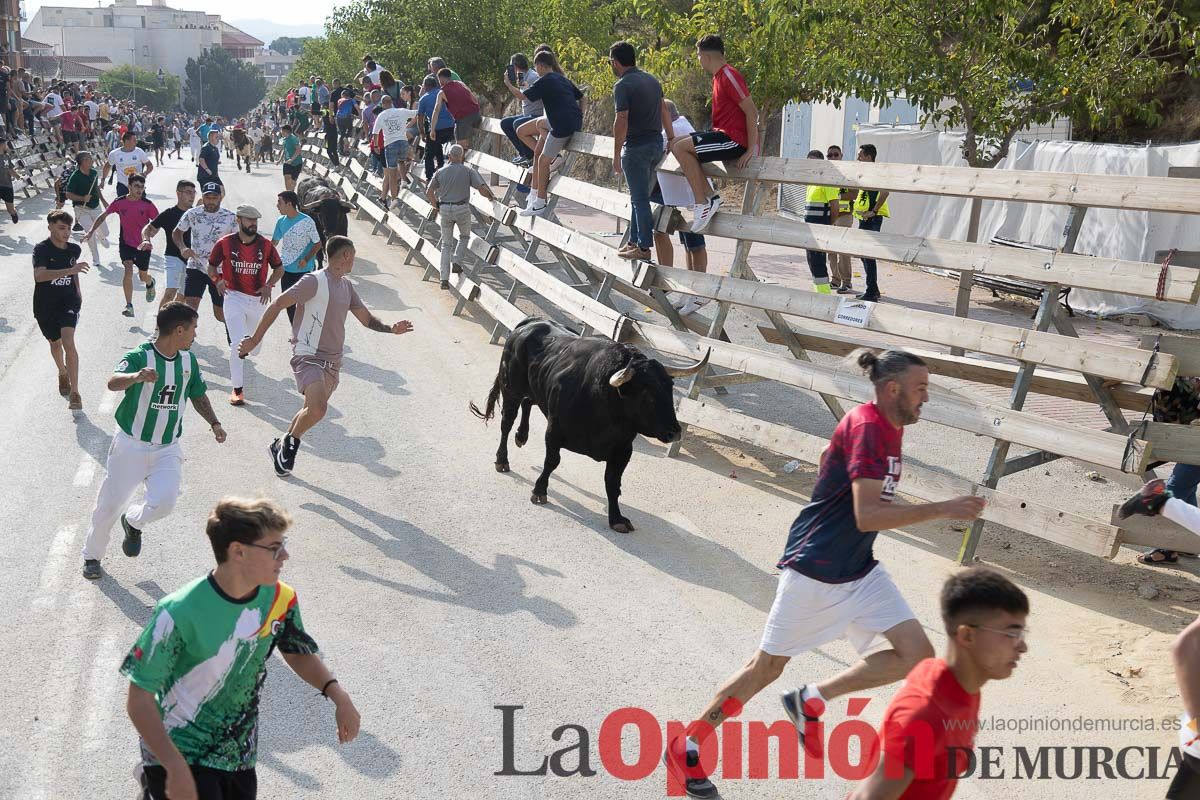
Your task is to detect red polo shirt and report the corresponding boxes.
[440,80,480,119]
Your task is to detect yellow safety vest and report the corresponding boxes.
[854,189,890,220]
[805,184,840,217]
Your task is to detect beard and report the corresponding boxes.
[239,223,257,237]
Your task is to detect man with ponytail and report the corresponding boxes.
[665,348,986,798]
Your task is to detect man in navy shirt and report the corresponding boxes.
[518,50,585,218]
[664,349,986,799]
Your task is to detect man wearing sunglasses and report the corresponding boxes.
[850,568,1028,799]
[121,496,361,800]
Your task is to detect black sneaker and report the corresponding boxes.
[782,687,825,759]
[1118,478,1171,519]
[120,515,142,557]
[836,284,855,294]
[82,559,102,580]
[269,438,291,477]
[662,745,718,799]
[855,291,881,302]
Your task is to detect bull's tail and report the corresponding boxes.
[469,369,503,423]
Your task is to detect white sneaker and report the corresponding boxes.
[677,297,701,316]
[519,198,548,217]
[690,194,722,233]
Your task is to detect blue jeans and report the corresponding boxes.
[622,139,662,250]
[501,114,536,159]
[1168,463,1200,506]
[858,215,884,293]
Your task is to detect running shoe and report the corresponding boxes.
[782,687,825,760]
[661,742,718,799]
[1118,478,1171,519]
[519,198,548,217]
[122,303,135,317]
[145,278,156,303]
[82,559,102,580]
[120,514,142,558]
[58,372,70,396]
[8,211,16,224]
[68,391,82,410]
[229,389,245,406]
[269,438,291,477]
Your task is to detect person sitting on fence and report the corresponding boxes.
[501,52,543,169]
[854,143,890,303]
[803,149,842,295]
[668,34,758,234]
[518,50,586,218]
[426,144,497,290]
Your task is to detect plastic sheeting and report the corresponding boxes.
[856,126,1200,329]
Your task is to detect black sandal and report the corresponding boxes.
[1137,548,1179,566]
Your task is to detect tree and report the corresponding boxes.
[183,47,268,118]
[269,36,312,56]
[98,65,180,113]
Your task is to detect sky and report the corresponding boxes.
[22,0,335,28]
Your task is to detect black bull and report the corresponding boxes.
[469,318,710,533]
[295,176,353,266]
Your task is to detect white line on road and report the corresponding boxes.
[82,633,127,752]
[99,390,119,414]
[72,457,97,488]
[32,524,79,611]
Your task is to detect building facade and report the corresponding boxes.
[253,50,299,88]
[1,0,24,68]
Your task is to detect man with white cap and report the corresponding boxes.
[207,203,283,406]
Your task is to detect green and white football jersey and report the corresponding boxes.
[120,574,319,771]
[112,343,207,445]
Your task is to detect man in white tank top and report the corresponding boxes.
[238,234,413,476]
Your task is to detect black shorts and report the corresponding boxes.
[63,130,80,143]
[119,241,152,271]
[0,185,12,204]
[1168,751,1200,799]
[282,162,302,179]
[689,130,748,164]
[34,303,80,341]
[184,268,224,307]
[142,764,257,800]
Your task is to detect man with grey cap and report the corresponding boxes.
[208,203,283,406]
[174,181,237,326]
[425,144,496,289]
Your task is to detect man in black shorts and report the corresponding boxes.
[150,115,166,166]
[0,137,18,224]
[33,210,90,409]
[174,182,237,325]
[197,129,223,199]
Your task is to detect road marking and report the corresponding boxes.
[99,390,118,413]
[82,633,127,752]
[72,457,97,487]
[32,525,78,611]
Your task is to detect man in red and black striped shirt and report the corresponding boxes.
[208,204,282,406]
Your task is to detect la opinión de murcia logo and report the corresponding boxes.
[494,702,1188,794]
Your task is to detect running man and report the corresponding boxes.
[197,129,222,195]
[208,204,283,406]
[33,210,89,410]
[664,349,986,799]
[150,115,165,166]
[122,496,360,800]
[83,173,157,317]
[64,151,108,266]
[850,569,1028,799]
[238,235,413,476]
[271,190,323,323]
[174,182,237,325]
[80,302,226,580]
[141,180,197,308]
[279,123,302,191]
[104,130,154,198]
[0,136,18,223]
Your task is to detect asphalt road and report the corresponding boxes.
[0,151,1187,800]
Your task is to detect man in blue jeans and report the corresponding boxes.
[854,143,890,302]
[500,52,542,166]
[609,41,669,262]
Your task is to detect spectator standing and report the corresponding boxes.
[826,144,857,293]
[417,75,456,180]
[432,69,482,151]
[854,143,890,302]
[426,144,497,289]
[373,94,417,206]
[315,79,331,112]
[320,108,340,166]
[802,149,840,294]
[518,51,585,218]
[379,70,402,106]
[668,34,759,233]
[500,53,541,166]
[425,57,460,83]
[610,41,668,262]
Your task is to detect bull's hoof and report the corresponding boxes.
[514,431,528,448]
[610,519,635,534]
[495,462,510,473]
[531,493,548,505]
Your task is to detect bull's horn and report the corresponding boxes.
[609,365,636,388]
[663,348,712,378]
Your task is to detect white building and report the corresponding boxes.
[253,50,299,88]
[22,0,258,81]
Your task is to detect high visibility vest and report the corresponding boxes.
[854,189,890,220]
[805,183,840,220]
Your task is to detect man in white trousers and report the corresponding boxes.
[208,204,283,406]
[81,302,226,580]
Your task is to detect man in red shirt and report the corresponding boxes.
[208,203,282,406]
[667,34,760,233]
[432,68,482,151]
[850,569,1028,800]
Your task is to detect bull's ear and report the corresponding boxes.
[339,200,355,212]
[609,365,635,388]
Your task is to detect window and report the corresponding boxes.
[141,45,149,56]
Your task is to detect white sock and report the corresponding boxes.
[802,683,825,708]
[685,737,699,756]
[1164,497,1200,537]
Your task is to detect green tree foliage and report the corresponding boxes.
[268,36,312,56]
[97,65,180,113]
[183,48,268,118]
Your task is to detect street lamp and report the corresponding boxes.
[196,63,205,114]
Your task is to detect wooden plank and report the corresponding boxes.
[546,174,632,218]
[756,324,1153,412]
[1111,506,1200,553]
[702,213,1199,305]
[627,321,1151,472]
[1142,422,1200,464]
[679,397,1120,558]
[1142,334,1200,378]
[652,266,1177,388]
[466,148,527,183]
[490,245,622,332]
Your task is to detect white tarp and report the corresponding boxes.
[856,125,1200,329]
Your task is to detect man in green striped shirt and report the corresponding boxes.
[82,302,227,580]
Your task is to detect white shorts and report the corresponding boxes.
[164,255,186,290]
[759,565,915,657]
